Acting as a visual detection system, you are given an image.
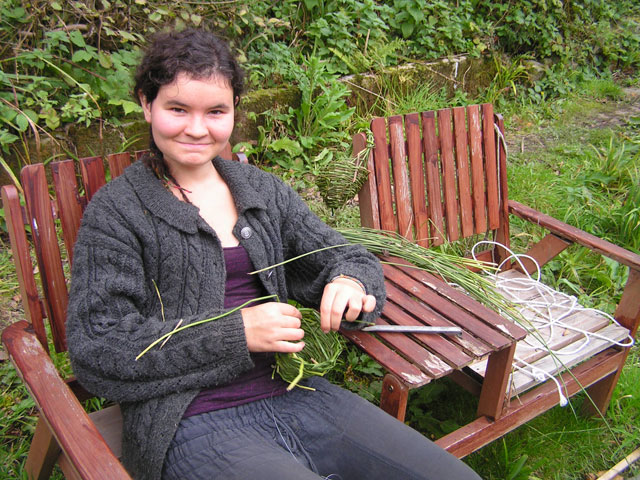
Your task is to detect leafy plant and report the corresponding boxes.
[0,22,142,163]
[406,382,462,438]
[482,56,531,106]
[252,56,354,175]
[336,345,384,403]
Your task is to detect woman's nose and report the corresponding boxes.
[184,115,207,137]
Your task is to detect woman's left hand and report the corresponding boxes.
[319,277,376,333]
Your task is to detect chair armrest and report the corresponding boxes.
[2,321,131,480]
[509,200,640,270]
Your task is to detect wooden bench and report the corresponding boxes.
[2,104,639,477]
[344,103,640,456]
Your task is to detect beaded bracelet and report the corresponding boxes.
[330,274,366,294]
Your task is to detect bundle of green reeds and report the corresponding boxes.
[337,227,525,326]
[274,307,345,390]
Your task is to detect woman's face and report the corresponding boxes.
[140,73,236,172]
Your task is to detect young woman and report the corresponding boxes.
[66,28,480,480]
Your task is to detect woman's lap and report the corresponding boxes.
[162,377,480,480]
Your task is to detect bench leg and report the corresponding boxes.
[26,417,60,480]
[57,452,84,480]
[379,374,410,422]
[582,269,640,416]
[477,343,516,420]
[581,353,628,417]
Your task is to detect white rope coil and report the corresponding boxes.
[468,240,635,407]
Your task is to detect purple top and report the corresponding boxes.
[183,245,288,418]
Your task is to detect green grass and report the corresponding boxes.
[1,360,37,479]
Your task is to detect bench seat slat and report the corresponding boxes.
[341,328,432,387]
[384,265,513,351]
[381,300,474,368]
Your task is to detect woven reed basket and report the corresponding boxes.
[317,148,370,210]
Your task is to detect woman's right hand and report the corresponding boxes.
[242,302,305,353]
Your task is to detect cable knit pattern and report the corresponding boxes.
[66,157,385,480]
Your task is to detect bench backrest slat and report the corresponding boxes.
[52,160,84,266]
[22,164,69,352]
[80,156,107,202]
[421,111,445,246]
[107,152,133,179]
[1,184,49,352]
[405,112,429,248]
[358,103,510,252]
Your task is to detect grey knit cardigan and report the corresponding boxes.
[66,157,385,480]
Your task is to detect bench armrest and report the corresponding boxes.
[2,321,131,480]
[509,200,640,270]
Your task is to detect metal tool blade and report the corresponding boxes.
[362,325,463,336]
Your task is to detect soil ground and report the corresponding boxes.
[506,87,640,154]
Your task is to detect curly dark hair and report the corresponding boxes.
[133,28,244,178]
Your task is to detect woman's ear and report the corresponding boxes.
[139,92,152,123]
[234,96,240,107]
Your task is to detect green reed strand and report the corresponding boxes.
[136,294,278,361]
[249,244,350,275]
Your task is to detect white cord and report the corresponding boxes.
[512,360,568,407]
[466,240,635,407]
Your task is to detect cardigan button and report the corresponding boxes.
[240,227,253,239]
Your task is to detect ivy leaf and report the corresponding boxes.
[121,101,140,115]
[69,30,86,48]
[72,50,94,63]
[119,31,137,43]
[98,51,113,68]
[0,107,18,123]
[401,22,415,38]
[40,107,60,130]
[0,129,20,147]
[303,0,320,10]
[108,99,141,116]
[15,113,30,131]
[4,7,26,20]
[407,5,425,23]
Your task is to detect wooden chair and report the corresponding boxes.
[341,103,640,457]
[1,145,246,479]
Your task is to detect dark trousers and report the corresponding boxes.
[163,377,481,480]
